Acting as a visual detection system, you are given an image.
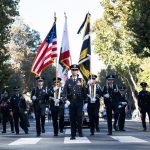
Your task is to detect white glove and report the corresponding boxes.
[104,94,110,98]
[91,98,96,103]
[64,100,70,108]
[45,107,49,112]
[66,100,70,106]
[118,105,122,108]
[32,96,37,100]
[53,86,59,91]
[54,99,60,106]
[83,103,88,110]
[121,102,127,105]
[24,111,28,114]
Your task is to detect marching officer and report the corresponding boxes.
[86,74,102,135]
[117,86,128,131]
[31,77,47,137]
[138,82,150,131]
[48,77,64,136]
[103,75,120,135]
[0,89,14,133]
[63,64,86,140]
[10,87,28,135]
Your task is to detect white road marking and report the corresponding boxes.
[8,138,41,145]
[65,129,71,134]
[64,137,91,144]
[111,136,148,143]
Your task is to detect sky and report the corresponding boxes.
[19,0,106,74]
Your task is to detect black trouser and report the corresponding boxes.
[51,106,64,135]
[34,104,46,135]
[51,107,59,135]
[87,103,99,134]
[1,110,14,132]
[118,108,126,130]
[140,107,150,129]
[69,100,83,137]
[106,104,119,133]
[13,111,28,134]
[59,107,64,132]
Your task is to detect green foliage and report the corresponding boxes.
[93,0,141,88]
[0,0,20,88]
[137,58,150,91]
[6,18,42,92]
[127,0,150,57]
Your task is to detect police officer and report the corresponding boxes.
[0,89,14,133]
[10,87,28,135]
[138,82,150,131]
[86,74,102,135]
[103,75,120,135]
[48,77,64,136]
[31,77,47,137]
[63,64,86,140]
[117,86,128,131]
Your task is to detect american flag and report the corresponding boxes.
[31,22,57,76]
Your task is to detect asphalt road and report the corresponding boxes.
[0,119,150,150]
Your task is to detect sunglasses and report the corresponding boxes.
[72,69,78,71]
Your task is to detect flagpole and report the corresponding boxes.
[54,12,58,85]
[88,13,92,79]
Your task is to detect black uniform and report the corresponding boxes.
[31,87,47,136]
[86,83,102,135]
[138,89,150,130]
[103,84,121,134]
[0,94,14,133]
[48,86,64,136]
[63,76,86,139]
[117,92,128,131]
[10,94,28,134]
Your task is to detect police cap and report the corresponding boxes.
[36,76,44,82]
[119,86,126,91]
[106,75,115,80]
[70,64,79,70]
[13,86,20,91]
[89,74,97,79]
[140,82,147,87]
[53,77,62,82]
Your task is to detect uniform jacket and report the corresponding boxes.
[48,86,64,108]
[31,87,47,105]
[138,90,150,108]
[0,96,11,112]
[86,83,102,104]
[63,77,86,102]
[10,94,27,113]
[103,84,121,106]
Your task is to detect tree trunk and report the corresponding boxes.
[124,76,140,119]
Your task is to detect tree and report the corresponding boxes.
[0,0,20,88]
[128,0,150,57]
[6,18,41,92]
[93,0,141,112]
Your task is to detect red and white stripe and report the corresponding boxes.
[31,38,57,76]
